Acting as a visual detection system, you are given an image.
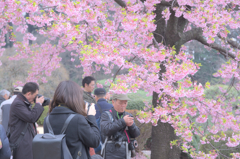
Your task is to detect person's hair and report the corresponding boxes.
[95,94,105,99]
[82,76,95,88]
[0,89,10,97]
[14,92,21,95]
[22,82,39,94]
[49,80,87,116]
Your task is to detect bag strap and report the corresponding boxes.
[96,103,102,114]
[9,123,29,150]
[105,111,113,122]
[101,110,113,156]
[46,116,54,135]
[46,114,76,135]
[60,114,76,134]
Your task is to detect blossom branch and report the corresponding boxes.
[194,34,236,59]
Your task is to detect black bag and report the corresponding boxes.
[32,114,75,159]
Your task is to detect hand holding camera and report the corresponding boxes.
[85,102,96,116]
[123,115,134,127]
[36,96,44,104]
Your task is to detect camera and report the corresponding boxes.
[113,132,124,148]
[84,101,91,114]
[128,139,138,157]
[35,94,50,106]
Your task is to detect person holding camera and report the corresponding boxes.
[100,94,140,159]
[8,82,44,159]
[44,80,100,159]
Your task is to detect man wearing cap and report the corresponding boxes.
[0,87,23,130]
[94,88,113,120]
[100,94,140,159]
[94,88,113,154]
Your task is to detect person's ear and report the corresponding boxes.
[26,92,31,97]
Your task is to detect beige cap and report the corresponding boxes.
[14,86,23,93]
[111,93,131,101]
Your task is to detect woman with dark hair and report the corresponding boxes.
[44,80,100,159]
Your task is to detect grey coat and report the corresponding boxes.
[8,93,44,159]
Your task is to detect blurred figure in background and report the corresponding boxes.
[0,90,10,105]
[0,124,11,159]
[0,86,23,130]
[82,76,96,104]
[93,88,113,154]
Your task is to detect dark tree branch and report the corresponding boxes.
[111,56,137,83]
[179,27,202,45]
[114,0,126,8]
[166,9,178,36]
[158,1,172,7]
[218,34,240,49]
[177,16,187,33]
[195,34,236,59]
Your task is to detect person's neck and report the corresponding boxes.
[84,88,91,93]
[114,107,124,113]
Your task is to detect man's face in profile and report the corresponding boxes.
[25,90,39,103]
[85,81,95,93]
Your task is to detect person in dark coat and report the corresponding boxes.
[0,124,11,159]
[8,82,44,159]
[100,94,140,159]
[44,80,100,159]
[93,88,113,154]
[94,88,113,120]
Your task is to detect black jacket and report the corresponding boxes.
[44,106,100,159]
[9,93,44,159]
[100,108,140,158]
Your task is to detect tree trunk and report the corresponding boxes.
[151,122,181,159]
[151,92,181,159]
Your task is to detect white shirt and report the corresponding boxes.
[0,95,17,124]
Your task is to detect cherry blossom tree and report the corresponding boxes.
[1,0,240,158]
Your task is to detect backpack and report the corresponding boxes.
[32,114,75,159]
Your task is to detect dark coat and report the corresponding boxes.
[44,106,100,159]
[8,93,44,159]
[100,108,140,159]
[0,125,11,159]
[95,98,113,119]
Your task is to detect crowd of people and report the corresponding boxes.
[0,76,140,159]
